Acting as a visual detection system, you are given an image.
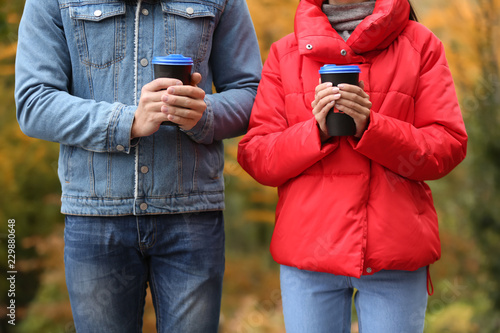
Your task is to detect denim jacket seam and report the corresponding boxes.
[161,0,226,13]
[193,145,198,191]
[61,190,223,200]
[88,151,96,197]
[176,130,183,193]
[107,104,120,152]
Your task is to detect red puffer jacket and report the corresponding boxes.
[238,0,467,278]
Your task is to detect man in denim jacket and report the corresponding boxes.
[15,0,261,331]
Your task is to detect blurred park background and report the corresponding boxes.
[1,0,499,332]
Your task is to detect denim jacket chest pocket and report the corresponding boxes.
[70,2,126,68]
[161,1,220,66]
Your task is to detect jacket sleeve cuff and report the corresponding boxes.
[108,104,136,154]
[311,119,339,153]
[294,117,339,157]
[181,98,214,144]
[347,111,375,150]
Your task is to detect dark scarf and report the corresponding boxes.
[322,1,376,41]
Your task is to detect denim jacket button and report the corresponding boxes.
[116,145,125,151]
[140,166,149,174]
[140,203,148,210]
[186,7,194,15]
[94,10,102,17]
[141,8,149,16]
[140,58,149,67]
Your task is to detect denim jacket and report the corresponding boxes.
[15,0,262,216]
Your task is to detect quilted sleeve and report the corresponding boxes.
[238,43,338,187]
[352,31,467,181]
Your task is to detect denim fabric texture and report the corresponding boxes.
[280,265,428,333]
[15,0,262,216]
[64,212,225,332]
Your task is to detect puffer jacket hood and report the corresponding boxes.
[238,0,467,278]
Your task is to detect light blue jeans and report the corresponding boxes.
[64,212,225,333]
[280,265,428,333]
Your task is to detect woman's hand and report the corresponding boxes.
[161,72,206,131]
[336,81,372,138]
[311,80,372,141]
[311,81,342,142]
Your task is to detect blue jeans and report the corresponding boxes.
[280,265,428,333]
[64,212,225,333]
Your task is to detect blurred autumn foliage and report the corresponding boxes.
[1,0,499,332]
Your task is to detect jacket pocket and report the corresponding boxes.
[161,1,219,67]
[69,2,126,68]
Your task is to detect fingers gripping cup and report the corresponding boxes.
[152,54,193,126]
[319,65,361,136]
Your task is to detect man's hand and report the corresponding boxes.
[131,78,182,139]
[131,73,206,139]
[161,73,206,131]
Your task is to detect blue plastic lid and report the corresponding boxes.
[152,54,193,66]
[319,64,361,74]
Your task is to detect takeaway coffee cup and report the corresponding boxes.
[152,54,193,126]
[319,64,361,136]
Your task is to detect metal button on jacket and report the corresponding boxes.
[186,7,194,15]
[94,10,102,17]
[306,44,313,50]
[341,49,347,56]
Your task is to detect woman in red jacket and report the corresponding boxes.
[238,0,467,331]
